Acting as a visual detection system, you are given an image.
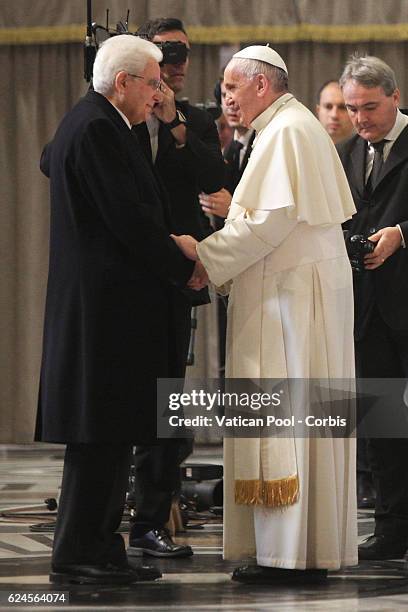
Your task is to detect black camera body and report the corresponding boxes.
[155,41,189,66]
[344,233,375,273]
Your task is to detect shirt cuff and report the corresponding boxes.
[396,224,406,248]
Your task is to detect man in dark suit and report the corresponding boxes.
[199,75,255,376]
[36,34,206,584]
[127,18,225,558]
[200,75,255,221]
[338,54,408,560]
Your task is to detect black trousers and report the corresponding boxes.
[129,439,192,537]
[130,299,193,538]
[52,443,132,568]
[355,306,408,540]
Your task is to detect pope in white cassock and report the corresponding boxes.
[172,45,358,584]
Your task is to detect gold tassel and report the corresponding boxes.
[235,474,299,508]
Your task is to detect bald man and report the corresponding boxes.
[316,80,354,144]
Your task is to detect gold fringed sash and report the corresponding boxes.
[235,474,300,508]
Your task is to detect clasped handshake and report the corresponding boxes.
[171,234,209,291]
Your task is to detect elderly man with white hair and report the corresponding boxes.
[36,35,199,585]
[173,45,358,584]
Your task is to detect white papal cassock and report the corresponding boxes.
[197,93,358,569]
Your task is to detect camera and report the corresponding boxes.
[344,233,375,273]
[155,41,190,66]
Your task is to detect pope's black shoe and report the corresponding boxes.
[128,528,193,558]
[50,563,141,585]
[358,535,407,560]
[232,565,328,584]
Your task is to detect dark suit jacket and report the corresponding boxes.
[133,100,225,307]
[337,129,408,338]
[212,131,256,231]
[224,131,256,196]
[35,90,194,444]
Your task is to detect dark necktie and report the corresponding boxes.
[227,140,244,189]
[366,139,387,194]
[232,140,244,170]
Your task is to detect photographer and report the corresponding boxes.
[128,17,225,559]
[338,55,408,561]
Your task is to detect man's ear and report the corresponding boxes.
[256,74,269,98]
[393,88,401,108]
[114,70,128,94]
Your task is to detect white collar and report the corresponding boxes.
[108,101,132,130]
[251,93,294,133]
[369,109,408,147]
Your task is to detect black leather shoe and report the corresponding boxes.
[357,474,376,509]
[128,528,193,558]
[232,565,328,584]
[358,535,407,560]
[50,563,139,585]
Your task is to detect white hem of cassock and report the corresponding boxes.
[255,556,359,570]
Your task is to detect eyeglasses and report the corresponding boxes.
[126,73,163,92]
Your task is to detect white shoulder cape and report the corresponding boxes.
[232,97,355,225]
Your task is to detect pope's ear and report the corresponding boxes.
[256,74,269,97]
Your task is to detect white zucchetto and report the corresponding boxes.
[233,45,288,75]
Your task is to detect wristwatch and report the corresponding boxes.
[164,109,187,129]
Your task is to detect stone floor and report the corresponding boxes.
[0,444,408,611]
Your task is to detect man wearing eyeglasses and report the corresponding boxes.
[36,35,203,585]
[128,17,225,560]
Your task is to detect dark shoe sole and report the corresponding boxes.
[232,573,328,585]
[358,551,406,561]
[127,546,193,558]
[49,572,137,585]
[231,567,328,585]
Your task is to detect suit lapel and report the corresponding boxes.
[375,125,408,191]
[350,137,367,198]
[239,131,255,176]
[132,123,153,163]
[85,90,132,136]
[156,122,175,162]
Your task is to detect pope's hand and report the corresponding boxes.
[187,261,209,290]
[171,234,199,261]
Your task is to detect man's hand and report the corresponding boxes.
[171,234,199,261]
[152,82,177,123]
[199,188,232,219]
[187,261,209,290]
[364,226,402,270]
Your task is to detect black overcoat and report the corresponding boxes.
[35,91,194,444]
[337,129,408,339]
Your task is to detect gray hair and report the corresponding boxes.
[93,34,163,96]
[339,54,397,96]
[230,58,288,93]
